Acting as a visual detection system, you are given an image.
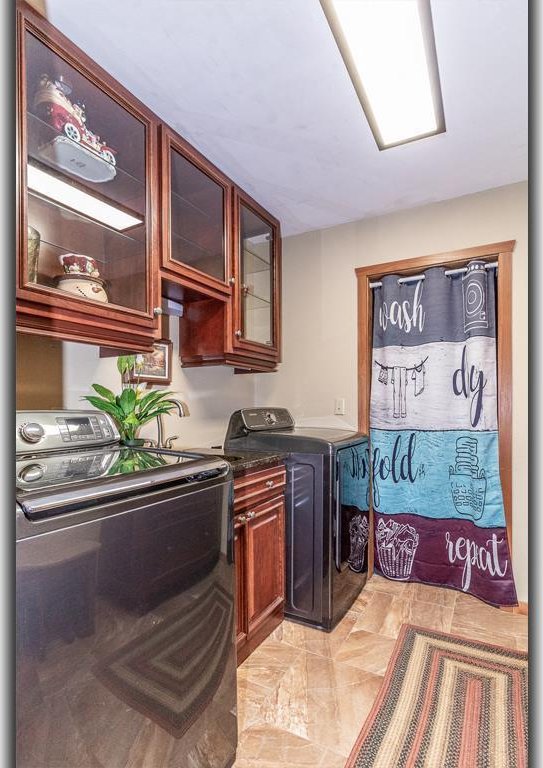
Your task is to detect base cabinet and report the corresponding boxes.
[234,465,285,665]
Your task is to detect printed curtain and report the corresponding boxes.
[370,260,517,606]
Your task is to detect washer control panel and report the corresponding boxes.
[240,408,294,431]
[16,410,119,455]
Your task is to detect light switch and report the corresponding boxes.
[334,398,346,415]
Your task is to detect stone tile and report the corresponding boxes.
[516,634,528,652]
[318,749,352,767]
[403,581,458,607]
[237,640,301,691]
[259,650,383,757]
[350,590,394,633]
[354,595,453,639]
[365,573,407,596]
[407,598,455,635]
[334,628,396,675]
[234,726,337,766]
[447,624,518,651]
[271,612,359,660]
[349,587,376,613]
[452,593,528,639]
[236,678,272,732]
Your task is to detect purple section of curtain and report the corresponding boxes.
[373,512,517,607]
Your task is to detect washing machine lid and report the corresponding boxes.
[228,408,365,451]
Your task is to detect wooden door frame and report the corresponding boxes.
[355,240,516,579]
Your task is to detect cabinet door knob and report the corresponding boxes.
[229,276,236,285]
[235,329,242,338]
[247,511,256,519]
[237,514,247,523]
[265,480,274,488]
[153,307,163,316]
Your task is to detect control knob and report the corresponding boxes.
[18,463,45,483]
[19,422,45,444]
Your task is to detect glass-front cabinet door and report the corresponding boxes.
[161,127,231,298]
[17,6,159,349]
[233,190,280,361]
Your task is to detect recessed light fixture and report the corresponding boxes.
[320,0,445,149]
[27,164,143,231]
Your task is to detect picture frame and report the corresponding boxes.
[129,340,173,385]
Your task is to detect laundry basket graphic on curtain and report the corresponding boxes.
[369,260,517,607]
[337,442,370,574]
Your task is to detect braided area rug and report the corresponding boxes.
[345,624,528,768]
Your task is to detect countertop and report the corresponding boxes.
[186,448,287,478]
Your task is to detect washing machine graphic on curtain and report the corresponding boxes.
[335,441,370,573]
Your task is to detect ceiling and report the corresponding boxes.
[46,0,528,237]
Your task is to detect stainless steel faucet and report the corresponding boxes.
[154,398,190,449]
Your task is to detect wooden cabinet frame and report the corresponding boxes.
[233,464,286,664]
[16,1,161,351]
[232,188,282,364]
[355,241,515,581]
[159,124,233,301]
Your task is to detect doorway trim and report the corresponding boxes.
[355,240,515,579]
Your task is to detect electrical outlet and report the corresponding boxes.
[334,398,346,415]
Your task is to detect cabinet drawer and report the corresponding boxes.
[233,464,286,512]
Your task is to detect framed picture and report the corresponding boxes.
[129,340,173,385]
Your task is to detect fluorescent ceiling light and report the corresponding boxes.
[27,164,143,231]
[320,0,445,149]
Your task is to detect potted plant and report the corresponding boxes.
[84,355,177,447]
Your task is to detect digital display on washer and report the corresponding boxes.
[65,417,94,436]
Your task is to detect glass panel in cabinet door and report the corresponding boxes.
[24,31,148,312]
[240,204,273,346]
[169,148,225,282]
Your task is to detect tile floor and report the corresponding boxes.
[233,575,528,767]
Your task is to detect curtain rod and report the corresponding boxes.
[369,261,499,289]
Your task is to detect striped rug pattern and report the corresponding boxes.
[346,624,528,768]
[95,581,234,738]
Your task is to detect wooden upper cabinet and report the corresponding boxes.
[160,125,232,300]
[16,2,161,350]
[232,189,281,363]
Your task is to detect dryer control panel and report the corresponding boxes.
[239,408,294,432]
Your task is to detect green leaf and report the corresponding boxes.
[91,383,116,402]
[119,388,137,416]
[138,394,175,418]
[138,389,173,408]
[84,396,123,420]
[138,407,176,427]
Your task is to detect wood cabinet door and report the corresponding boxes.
[231,188,281,365]
[246,497,285,636]
[234,521,247,651]
[17,2,161,351]
[160,124,233,300]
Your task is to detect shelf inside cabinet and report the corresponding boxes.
[170,230,225,282]
[26,111,146,216]
[243,288,271,310]
[171,187,212,221]
[28,191,145,244]
[243,246,271,276]
[26,194,147,312]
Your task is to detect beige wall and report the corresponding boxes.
[256,182,528,602]
[61,320,256,449]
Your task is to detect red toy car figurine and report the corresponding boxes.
[34,74,117,177]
